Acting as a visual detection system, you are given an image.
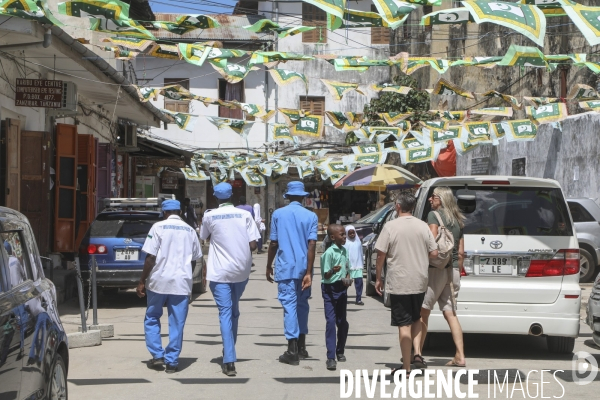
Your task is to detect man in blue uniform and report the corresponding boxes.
[266,181,318,365]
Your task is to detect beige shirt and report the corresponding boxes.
[374,216,437,295]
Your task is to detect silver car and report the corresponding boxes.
[567,199,600,282]
[586,273,600,347]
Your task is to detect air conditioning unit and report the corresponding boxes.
[124,125,137,147]
[61,81,77,112]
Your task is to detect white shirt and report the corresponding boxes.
[200,203,261,283]
[142,215,202,296]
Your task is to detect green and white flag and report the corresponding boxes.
[558,0,600,46]
[161,85,196,101]
[483,90,522,110]
[209,171,229,186]
[371,0,419,29]
[321,79,365,101]
[206,47,248,61]
[491,122,506,145]
[279,108,305,126]
[240,167,266,187]
[331,57,391,72]
[453,139,480,156]
[160,109,198,132]
[243,19,315,37]
[325,112,363,133]
[470,107,514,117]
[136,86,159,102]
[209,61,259,84]
[400,146,440,165]
[424,126,465,144]
[368,127,402,142]
[58,0,130,21]
[269,124,296,143]
[406,58,450,75]
[498,44,547,67]
[178,44,211,67]
[423,120,449,130]
[526,102,568,125]
[102,36,154,52]
[319,159,348,184]
[451,56,501,68]
[89,17,155,39]
[421,7,474,25]
[463,122,493,144]
[370,83,413,94]
[378,112,411,126]
[304,0,346,19]
[180,168,209,181]
[268,69,308,93]
[343,152,387,168]
[292,115,324,137]
[579,100,600,112]
[351,128,375,143]
[430,110,468,122]
[462,0,546,47]
[409,130,432,147]
[567,84,598,100]
[352,143,384,154]
[146,43,179,60]
[396,135,427,150]
[153,15,220,35]
[520,0,565,17]
[501,119,538,142]
[523,96,559,107]
[328,8,389,30]
[292,157,315,179]
[432,78,475,98]
[1,0,64,26]
[207,117,255,138]
[238,103,275,122]
[249,51,314,66]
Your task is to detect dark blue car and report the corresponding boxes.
[78,210,206,294]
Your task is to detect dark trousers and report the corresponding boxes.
[321,281,349,360]
[354,278,363,303]
[257,234,263,251]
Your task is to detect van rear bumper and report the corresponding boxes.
[427,298,581,337]
[80,270,141,288]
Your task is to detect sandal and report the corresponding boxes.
[445,360,466,368]
[412,354,427,369]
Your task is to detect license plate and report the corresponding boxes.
[478,256,513,275]
[115,249,139,261]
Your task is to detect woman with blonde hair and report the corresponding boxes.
[412,186,466,369]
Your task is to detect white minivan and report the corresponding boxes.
[415,176,581,354]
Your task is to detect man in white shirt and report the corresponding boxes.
[137,199,202,374]
[200,182,260,377]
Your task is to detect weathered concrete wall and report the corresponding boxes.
[456,112,600,201]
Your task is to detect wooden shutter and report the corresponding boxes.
[20,130,51,255]
[302,3,327,43]
[300,96,325,116]
[164,78,190,113]
[54,124,78,252]
[75,134,97,248]
[5,119,21,210]
[371,5,390,44]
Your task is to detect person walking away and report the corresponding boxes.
[236,196,255,219]
[266,181,318,366]
[414,187,466,368]
[321,224,351,371]
[344,225,365,306]
[137,199,202,373]
[253,203,266,254]
[374,193,438,376]
[200,182,261,376]
[182,198,199,232]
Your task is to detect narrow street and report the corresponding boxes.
[59,253,599,400]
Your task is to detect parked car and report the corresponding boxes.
[586,272,600,347]
[567,198,600,282]
[0,207,69,399]
[78,206,206,295]
[366,176,581,353]
[352,203,395,242]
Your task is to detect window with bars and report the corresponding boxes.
[164,78,190,113]
[302,3,327,43]
[371,5,390,45]
[300,96,325,116]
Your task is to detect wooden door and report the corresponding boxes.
[96,143,112,206]
[54,123,77,252]
[75,134,96,248]
[20,130,51,255]
[6,118,20,210]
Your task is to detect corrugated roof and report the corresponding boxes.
[153,13,276,42]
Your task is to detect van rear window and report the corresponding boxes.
[90,214,160,238]
[426,187,573,236]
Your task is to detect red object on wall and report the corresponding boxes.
[431,140,456,177]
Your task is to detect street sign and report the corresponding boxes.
[15,79,63,108]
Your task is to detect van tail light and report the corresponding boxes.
[526,249,580,277]
[87,244,108,254]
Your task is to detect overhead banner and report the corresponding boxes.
[321,79,365,101]
[558,0,600,46]
[501,119,538,142]
[371,0,419,29]
[268,69,308,93]
[525,102,568,125]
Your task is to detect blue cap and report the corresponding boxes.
[283,181,309,198]
[162,199,180,211]
[214,182,233,200]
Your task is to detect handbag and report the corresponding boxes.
[429,211,454,269]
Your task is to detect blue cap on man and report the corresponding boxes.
[214,182,233,200]
[283,181,309,198]
[162,199,180,211]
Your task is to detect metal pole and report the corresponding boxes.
[91,255,98,326]
[74,256,87,333]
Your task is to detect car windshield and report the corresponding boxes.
[89,213,160,238]
[355,203,393,224]
[442,186,573,236]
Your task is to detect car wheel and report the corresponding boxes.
[547,336,575,354]
[48,353,68,400]
[365,249,376,296]
[579,248,597,283]
[593,331,600,348]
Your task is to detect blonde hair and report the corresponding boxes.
[433,186,465,228]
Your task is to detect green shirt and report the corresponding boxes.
[427,210,463,268]
[320,243,348,284]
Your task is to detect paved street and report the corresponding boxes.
[59,253,600,399]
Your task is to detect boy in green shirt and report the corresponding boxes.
[320,224,351,371]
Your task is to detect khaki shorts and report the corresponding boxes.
[422,267,461,312]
